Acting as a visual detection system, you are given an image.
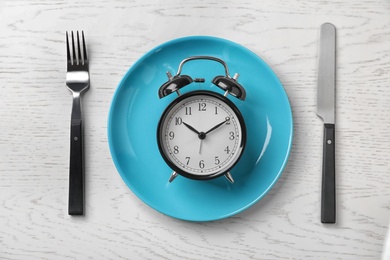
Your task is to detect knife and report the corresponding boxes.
[317,23,336,224]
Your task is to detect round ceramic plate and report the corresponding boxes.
[108,36,293,221]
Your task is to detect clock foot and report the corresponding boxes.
[224,172,234,183]
[168,171,178,182]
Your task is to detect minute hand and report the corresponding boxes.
[205,118,229,135]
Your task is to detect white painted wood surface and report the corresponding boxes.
[1,0,390,259]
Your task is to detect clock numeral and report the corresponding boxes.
[224,146,230,154]
[229,131,235,140]
[185,107,192,115]
[215,106,218,115]
[225,117,231,125]
[185,157,190,165]
[175,117,183,125]
[198,102,206,111]
[199,160,205,169]
[215,156,220,165]
[169,131,175,140]
[173,145,179,154]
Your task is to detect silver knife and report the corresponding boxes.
[316,23,336,224]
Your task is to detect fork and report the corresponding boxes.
[66,31,89,215]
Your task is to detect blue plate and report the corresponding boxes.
[108,36,293,221]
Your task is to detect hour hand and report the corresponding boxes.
[183,121,200,135]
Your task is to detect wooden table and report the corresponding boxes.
[1,0,390,259]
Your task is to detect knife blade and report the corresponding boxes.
[316,23,336,224]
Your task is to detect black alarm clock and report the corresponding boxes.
[157,56,246,183]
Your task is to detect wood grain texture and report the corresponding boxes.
[1,0,390,259]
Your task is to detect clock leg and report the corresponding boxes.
[168,171,178,182]
[224,172,234,183]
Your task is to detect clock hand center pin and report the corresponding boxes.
[183,121,207,140]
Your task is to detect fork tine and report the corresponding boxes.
[76,31,82,65]
[66,32,71,63]
[71,31,76,65]
[82,31,87,63]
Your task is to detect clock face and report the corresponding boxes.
[157,91,246,180]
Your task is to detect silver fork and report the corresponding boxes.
[66,31,89,215]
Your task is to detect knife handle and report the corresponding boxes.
[69,119,84,215]
[321,123,336,223]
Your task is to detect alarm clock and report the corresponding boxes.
[157,56,246,183]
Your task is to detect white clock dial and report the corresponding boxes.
[158,91,245,179]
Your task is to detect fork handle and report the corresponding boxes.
[69,119,84,215]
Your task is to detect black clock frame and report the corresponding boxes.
[157,90,247,181]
